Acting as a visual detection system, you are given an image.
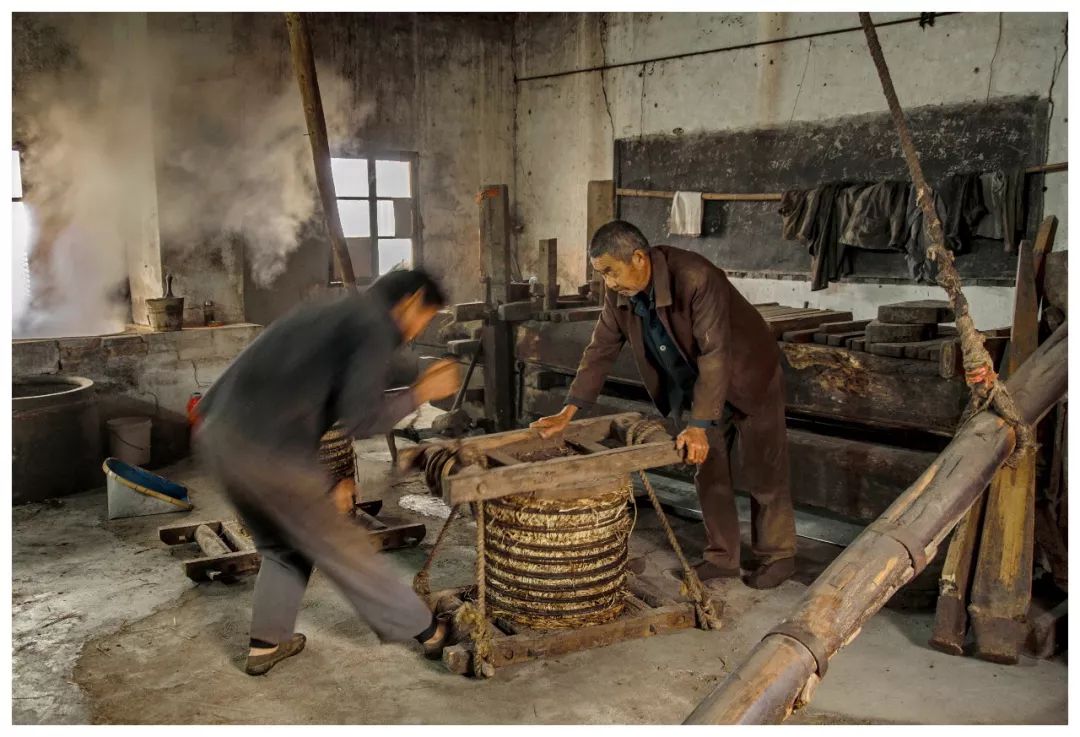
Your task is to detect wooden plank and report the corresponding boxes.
[184,550,261,582]
[451,301,489,322]
[1031,215,1058,302]
[496,300,540,322]
[865,320,937,344]
[447,441,682,504]
[781,342,968,435]
[398,413,641,473]
[877,299,955,324]
[813,319,872,335]
[565,438,611,455]
[485,451,521,467]
[765,311,854,338]
[446,339,481,357]
[586,181,616,291]
[539,238,559,312]
[480,184,512,304]
[825,331,865,347]
[160,520,223,546]
[929,492,987,655]
[547,307,603,323]
[849,337,867,352]
[969,239,1040,665]
[443,603,696,674]
[780,327,819,344]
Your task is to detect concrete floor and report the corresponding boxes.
[11,438,1068,725]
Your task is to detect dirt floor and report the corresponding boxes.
[11,437,1068,725]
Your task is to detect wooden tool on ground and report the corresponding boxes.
[160,512,426,582]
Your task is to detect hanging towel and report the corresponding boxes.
[668,191,703,236]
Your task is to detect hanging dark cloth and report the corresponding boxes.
[779,182,851,291]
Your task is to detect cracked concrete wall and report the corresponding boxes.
[513,12,1068,326]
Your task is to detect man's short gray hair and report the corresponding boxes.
[589,220,650,262]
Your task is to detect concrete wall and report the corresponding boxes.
[513,12,1068,328]
[12,325,263,472]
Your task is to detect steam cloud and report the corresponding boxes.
[13,13,363,338]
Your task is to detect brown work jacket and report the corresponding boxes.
[566,245,781,422]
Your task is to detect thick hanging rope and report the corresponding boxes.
[455,500,496,678]
[860,13,1033,465]
[626,419,722,630]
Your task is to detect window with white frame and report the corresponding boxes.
[330,153,418,282]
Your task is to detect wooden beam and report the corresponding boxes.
[929,491,987,655]
[443,602,696,674]
[586,180,616,294]
[540,238,559,311]
[447,441,682,504]
[284,13,356,287]
[683,321,1067,724]
[480,184,512,305]
[451,302,490,322]
[969,239,1041,664]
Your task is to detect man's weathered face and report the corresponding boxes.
[591,250,651,297]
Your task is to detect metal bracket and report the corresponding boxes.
[766,621,830,678]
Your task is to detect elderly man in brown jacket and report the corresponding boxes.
[532,220,796,588]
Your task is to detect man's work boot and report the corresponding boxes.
[416,613,450,660]
[245,633,306,676]
[745,557,795,589]
[691,560,741,582]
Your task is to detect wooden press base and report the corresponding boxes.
[433,573,710,677]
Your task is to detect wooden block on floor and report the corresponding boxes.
[865,320,937,344]
[849,337,867,351]
[878,299,955,324]
[827,331,866,347]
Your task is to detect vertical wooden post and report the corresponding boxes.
[586,180,615,297]
[539,238,559,311]
[284,12,356,287]
[929,492,987,654]
[968,239,1040,664]
[480,184,512,305]
[479,184,516,432]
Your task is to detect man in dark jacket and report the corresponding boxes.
[197,269,460,675]
[532,221,796,589]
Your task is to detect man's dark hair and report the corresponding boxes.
[589,220,650,262]
[370,267,448,309]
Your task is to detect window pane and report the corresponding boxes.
[337,199,370,237]
[12,150,22,199]
[376,200,396,236]
[375,160,410,198]
[378,238,412,275]
[331,158,368,197]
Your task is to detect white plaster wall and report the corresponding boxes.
[513,12,1068,327]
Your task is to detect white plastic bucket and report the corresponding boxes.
[106,416,152,466]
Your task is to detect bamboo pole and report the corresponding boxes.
[285,12,356,287]
[684,322,1067,724]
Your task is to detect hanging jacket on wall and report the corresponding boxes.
[838,181,911,251]
[779,182,851,291]
[972,168,1025,252]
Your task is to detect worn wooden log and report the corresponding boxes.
[284,13,356,287]
[684,322,1067,724]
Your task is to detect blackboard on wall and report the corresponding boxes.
[616,97,1049,285]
